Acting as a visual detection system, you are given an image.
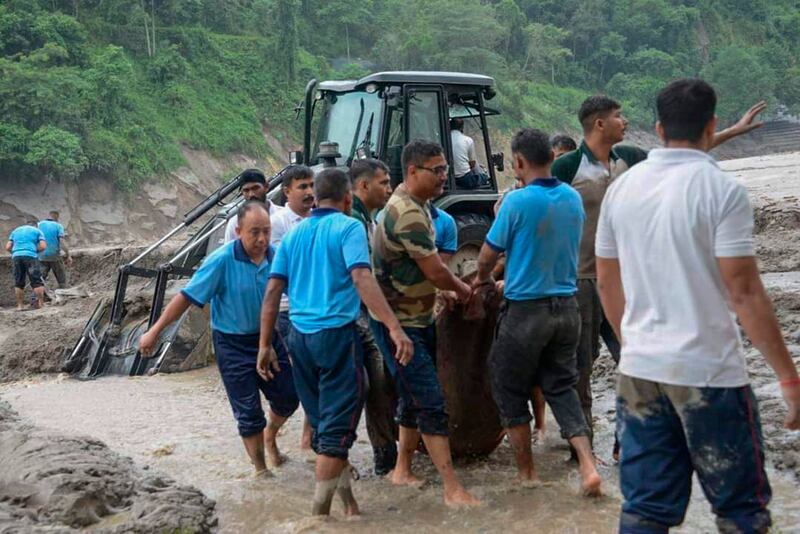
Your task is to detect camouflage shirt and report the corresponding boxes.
[372,183,438,327]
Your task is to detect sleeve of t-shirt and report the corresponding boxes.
[439,216,458,253]
[714,183,754,257]
[270,213,287,246]
[181,253,225,307]
[223,216,237,244]
[37,229,46,244]
[485,198,513,252]
[467,137,477,162]
[342,220,371,271]
[57,224,65,239]
[394,206,437,259]
[269,238,289,281]
[595,193,618,258]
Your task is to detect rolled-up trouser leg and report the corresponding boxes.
[575,279,601,444]
[288,323,366,459]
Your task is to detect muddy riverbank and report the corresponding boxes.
[0,399,216,532]
[2,367,799,533]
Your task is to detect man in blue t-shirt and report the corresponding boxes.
[258,168,413,517]
[430,205,458,262]
[139,201,299,476]
[38,210,72,288]
[5,217,47,310]
[473,128,601,496]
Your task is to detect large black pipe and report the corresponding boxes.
[303,79,317,165]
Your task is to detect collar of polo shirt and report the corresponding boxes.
[580,140,620,164]
[311,207,340,217]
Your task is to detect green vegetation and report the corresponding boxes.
[1,0,799,189]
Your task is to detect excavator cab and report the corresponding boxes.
[65,72,504,379]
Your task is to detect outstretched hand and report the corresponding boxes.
[729,101,767,137]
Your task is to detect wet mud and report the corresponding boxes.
[0,400,216,532]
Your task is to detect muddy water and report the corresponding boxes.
[2,368,798,533]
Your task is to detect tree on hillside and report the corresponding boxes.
[24,125,87,180]
[522,23,572,84]
[703,46,777,122]
[275,0,299,81]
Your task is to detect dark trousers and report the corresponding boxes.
[617,374,772,533]
[288,322,366,459]
[213,330,299,437]
[489,297,589,438]
[356,312,398,456]
[371,320,449,436]
[40,256,67,287]
[455,169,489,189]
[576,278,602,443]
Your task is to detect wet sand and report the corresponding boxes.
[2,367,798,533]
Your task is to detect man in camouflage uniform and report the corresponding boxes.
[371,140,479,508]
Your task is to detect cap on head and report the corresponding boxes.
[240,168,267,186]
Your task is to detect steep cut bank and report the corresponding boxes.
[0,400,216,532]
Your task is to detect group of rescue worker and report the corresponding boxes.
[139,78,800,532]
[5,210,71,310]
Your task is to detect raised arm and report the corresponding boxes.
[711,101,767,149]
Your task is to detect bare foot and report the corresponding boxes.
[265,441,286,468]
[533,427,546,444]
[387,470,425,488]
[254,467,273,479]
[444,486,481,508]
[579,467,602,497]
[512,473,542,489]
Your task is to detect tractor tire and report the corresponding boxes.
[437,211,502,457]
[450,213,493,278]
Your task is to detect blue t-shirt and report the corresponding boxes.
[181,240,273,335]
[270,207,371,334]
[8,225,46,259]
[486,178,584,300]
[431,206,458,254]
[38,219,65,258]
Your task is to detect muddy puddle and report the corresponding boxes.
[2,367,798,533]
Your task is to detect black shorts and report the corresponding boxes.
[13,257,44,289]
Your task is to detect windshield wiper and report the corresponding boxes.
[347,98,366,165]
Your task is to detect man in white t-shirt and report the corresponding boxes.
[596,78,800,532]
[269,164,316,454]
[450,118,487,189]
[223,169,283,244]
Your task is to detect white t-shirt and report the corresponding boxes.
[595,148,754,388]
[223,200,283,244]
[270,206,307,311]
[451,129,476,177]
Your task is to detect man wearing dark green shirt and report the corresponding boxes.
[348,158,398,476]
[552,94,767,454]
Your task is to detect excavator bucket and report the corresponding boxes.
[63,167,290,379]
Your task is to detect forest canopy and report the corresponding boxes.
[1,0,799,188]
